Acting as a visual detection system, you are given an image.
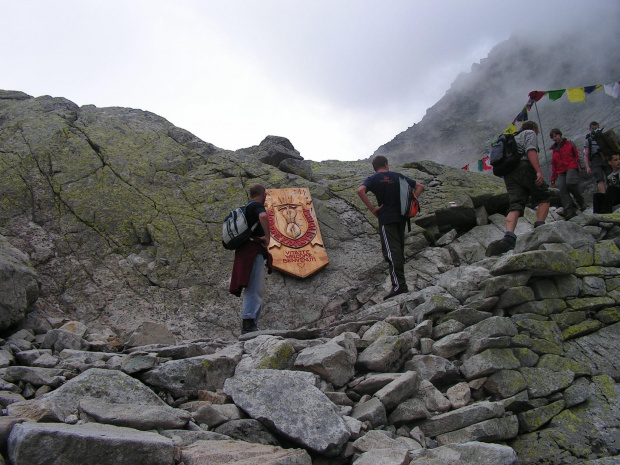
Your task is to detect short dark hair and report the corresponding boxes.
[590,121,599,128]
[521,121,538,132]
[372,155,388,172]
[249,184,266,198]
[549,128,562,138]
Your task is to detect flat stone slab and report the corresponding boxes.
[180,439,312,465]
[8,422,174,465]
[416,401,505,437]
[490,250,576,277]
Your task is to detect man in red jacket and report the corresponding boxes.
[549,128,585,220]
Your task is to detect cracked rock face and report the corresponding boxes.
[0,90,509,341]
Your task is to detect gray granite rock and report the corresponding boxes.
[8,422,174,465]
[223,369,349,456]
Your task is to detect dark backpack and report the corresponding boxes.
[222,202,259,250]
[399,174,420,232]
[590,128,620,159]
[489,130,523,177]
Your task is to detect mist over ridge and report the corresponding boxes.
[374,23,620,170]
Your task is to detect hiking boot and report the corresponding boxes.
[564,210,578,221]
[241,319,258,334]
[384,286,409,301]
[485,236,516,257]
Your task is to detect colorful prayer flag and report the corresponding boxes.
[547,89,566,101]
[504,124,518,134]
[584,85,601,94]
[567,87,586,102]
[515,107,528,122]
[482,156,492,171]
[604,82,620,99]
[528,91,545,102]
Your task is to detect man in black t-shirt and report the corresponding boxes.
[357,156,424,300]
[229,184,271,334]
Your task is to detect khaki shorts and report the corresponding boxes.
[504,160,550,214]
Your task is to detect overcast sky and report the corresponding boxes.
[2,1,617,161]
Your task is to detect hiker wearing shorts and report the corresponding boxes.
[357,156,424,301]
[486,121,550,256]
[584,121,611,194]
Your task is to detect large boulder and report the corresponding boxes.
[8,368,165,421]
[0,235,39,331]
[8,422,174,465]
[224,369,350,456]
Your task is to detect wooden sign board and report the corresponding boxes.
[265,188,329,278]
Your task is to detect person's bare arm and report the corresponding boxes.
[414,183,424,197]
[357,185,382,217]
[527,149,545,186]
[258,212,270,247]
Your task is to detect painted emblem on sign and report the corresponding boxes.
[265,188,328,278]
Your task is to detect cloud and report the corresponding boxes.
[1,0,618,161]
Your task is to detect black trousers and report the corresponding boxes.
[380,221,407,292]
[593,185,620,214]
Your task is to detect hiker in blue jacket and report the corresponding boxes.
[357,156,424,301]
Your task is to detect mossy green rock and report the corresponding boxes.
[512,334,563,356]
[550,311,586,330]
[1,92,524,339]
[517,399,565,433]
[519,368,574,398]
[514,319,563,345]
[596,307,620,324]
[575,266,620,277]
[536,354,591,376]
[484,369,528,399]
[567,297,617,312]
[561,319,604,341]
[512,375,620,463]
[594,240,620,267]
[490,250,576,277]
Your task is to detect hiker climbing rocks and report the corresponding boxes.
[593,152,620,213]
[357,155,424,300]
[549,128,585,220]
[486,121,550,257]
[584,121,611,195]
[229,184,273,334]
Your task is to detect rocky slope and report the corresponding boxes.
[0,90,510,341]
[2,209,620,464]
[2,87,620,464]
[373,32,620,170]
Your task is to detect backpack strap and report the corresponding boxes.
[244,201,261,233]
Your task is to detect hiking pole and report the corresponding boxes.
[534,101,550,182]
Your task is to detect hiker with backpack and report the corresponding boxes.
[228,184,273,334]
[549,128,585,220]
[486,121,550,257]
[357,155,424,301]
[593,152,620,214]
[584,121,611,194]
